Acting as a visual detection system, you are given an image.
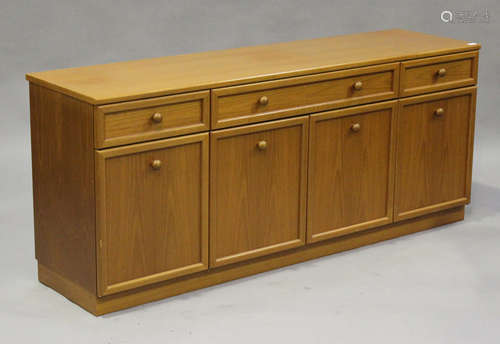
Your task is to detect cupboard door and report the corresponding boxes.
[308,101,397,243]
[95,133,209,296]
[395,87,476,221]
[210,117,308,267]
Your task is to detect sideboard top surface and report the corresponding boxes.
[26,29,479,105]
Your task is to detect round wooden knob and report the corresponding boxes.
[257,140,268,150]
[353,81,363,91]
[351,123,361,132]
[434,108,445,117]
[437,68,447,77]
[151,112,163,123]
[151,160,162,170]
[258,96,269,106]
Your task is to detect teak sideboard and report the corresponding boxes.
[26,29,480,315]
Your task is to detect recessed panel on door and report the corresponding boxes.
[95,133,209,296]
[210,117,308,267]
[395,87,476,221]
[308,101,397,243]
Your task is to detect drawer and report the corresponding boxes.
[94,91,209,148]
[400,52,478,97]
[211,63,399,129]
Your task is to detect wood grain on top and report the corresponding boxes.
[25,29,480,104]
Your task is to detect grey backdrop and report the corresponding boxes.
[1,1,499,343]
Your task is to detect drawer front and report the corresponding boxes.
[95,133,209,296]
[394,87,476,221]
[308,101,396,243]
[210,117,308,267]
[95,91,209,148]
[400,52,478,97]
[211,63,399,129]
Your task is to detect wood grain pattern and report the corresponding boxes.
[210,117,308,267]
[25,29,479,104]
[95,133,209,296]
[94,91,209,148]
[211,63,399,128]
[400,51,478,97]
[39,206,465,316]
[308,101,397,242]
[29,83,96,294]
[394,87,476,221]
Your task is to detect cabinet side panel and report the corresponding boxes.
[30,83,96,293]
